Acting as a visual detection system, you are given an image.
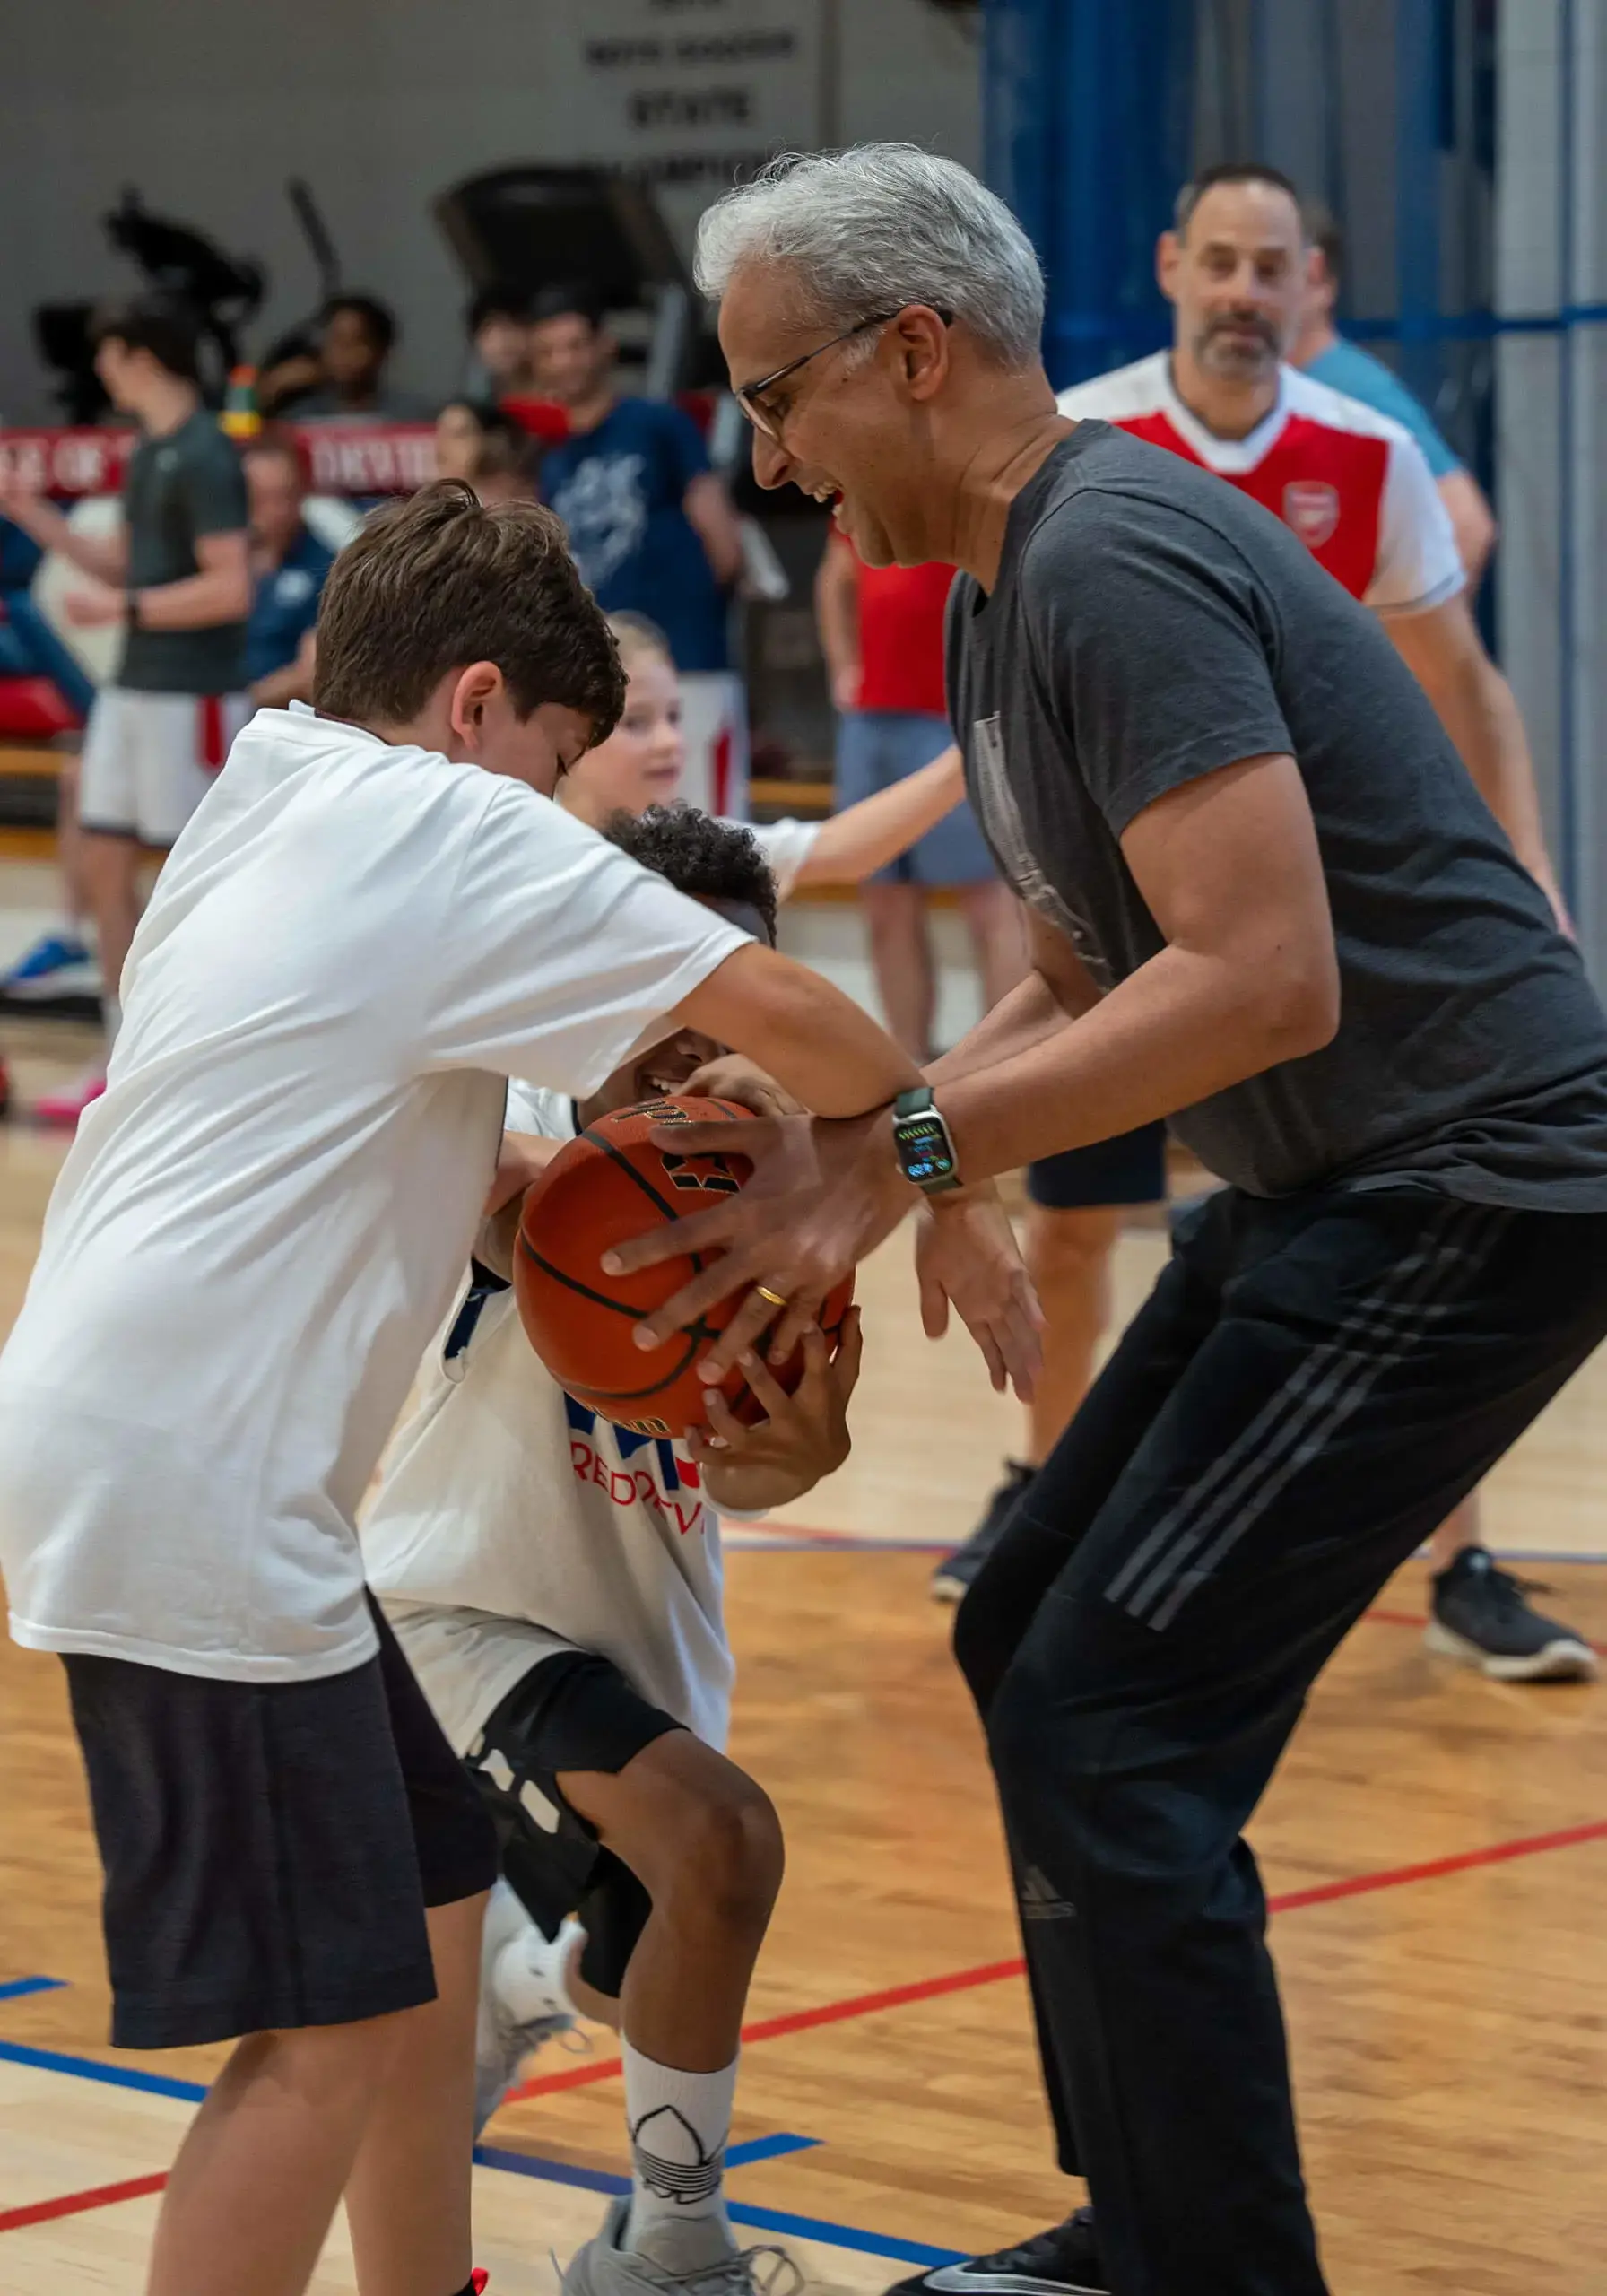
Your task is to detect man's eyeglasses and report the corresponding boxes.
[735,305,953,440]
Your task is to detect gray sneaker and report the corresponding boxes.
[474,1881,581,2133]
[563,2197,803,2296]
[933,1462,1035,1604]
[1425,1546,1600,1683]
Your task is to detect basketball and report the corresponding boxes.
[513,1094,855,1439]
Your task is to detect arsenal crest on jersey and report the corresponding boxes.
[1281,480,1341,550]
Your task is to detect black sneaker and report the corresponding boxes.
[932,1461,1035,1604]
[1425,1546,1599,1683]
[884,2211,1106,2296]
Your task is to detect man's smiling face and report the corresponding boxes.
[718,264,942,569]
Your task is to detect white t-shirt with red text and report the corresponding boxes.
[1056,352,1464,616]
[0,709,748,1684]
[361,1080,734,1754]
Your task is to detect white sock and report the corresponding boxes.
[621,2036,738,2267]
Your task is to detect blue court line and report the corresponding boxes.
[0,2037,953,2268]
[473,2144,624,2196]
[0,1977,66,2002]
[0,2038,205,2102]
[726,2133,821,2166]
[474,2144,962,2267]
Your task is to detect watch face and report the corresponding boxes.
[897,1112,955,1183]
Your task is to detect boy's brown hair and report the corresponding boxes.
[314,480,625,737]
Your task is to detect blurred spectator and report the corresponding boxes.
[531,283,747,811]
[0,517,95,721]
[0,517,99,1011]
[434,398,537,491]
[815,533,1021,1062]
[1293,204,1497,587]
[243,438,334,709]
[271,294,433,423]
[0,294,251,1122]
[466,284,536,398]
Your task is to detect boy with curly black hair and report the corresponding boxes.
[363,804,856,2296]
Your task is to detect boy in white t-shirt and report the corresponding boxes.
[0,483,933,2296]
[365,806,854,2296]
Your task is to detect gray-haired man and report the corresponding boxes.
[601,144,1607,2295]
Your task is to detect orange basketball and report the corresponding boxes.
[513,1094,855,1439]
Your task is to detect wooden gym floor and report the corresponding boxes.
[0,1013,1605,2292]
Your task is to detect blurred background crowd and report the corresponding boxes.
[0,0,1599,1094]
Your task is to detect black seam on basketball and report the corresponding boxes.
[569,1351,702,1405]
[578,1350,702,1405]
[516,1234,717,1397]
[517,1232,647,1322]
[586,1133,683,1223]
[519,1253,701,1397]
[577,1106,747,1275]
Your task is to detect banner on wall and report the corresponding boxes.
[561,0,824,252]
[0,425,438,500]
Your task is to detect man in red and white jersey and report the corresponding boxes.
[1061,292,1462,615]
[942,162,1595,1691]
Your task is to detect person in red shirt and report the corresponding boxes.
[942,162,1592,1692]
[815,533,1021,1061]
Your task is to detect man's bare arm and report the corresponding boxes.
[1387,594,1566,925]
[672,940,922,1118]
[924,910,1099,1088]
[1436,468,1497,588]
[934,754,1340,1179]
[812,537,862,715]
[475,1133,567,1276]
[0,472,126,583]
[133,529,252,630]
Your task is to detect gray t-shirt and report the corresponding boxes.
[947,422,1607,1210]
[119,408,248,697]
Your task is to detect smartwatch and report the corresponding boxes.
[892,1085,961,1195]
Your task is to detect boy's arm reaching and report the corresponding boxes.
[672,941,923,1118]
[477,1133,566,1277]
[691,1312,862,1515]
[790,745,967,887]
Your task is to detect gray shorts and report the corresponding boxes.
[835,710,997,887]
[78,687,250,848]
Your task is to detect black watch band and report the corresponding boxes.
[891,1085,961,1195]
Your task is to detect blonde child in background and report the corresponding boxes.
[565,612,984,908]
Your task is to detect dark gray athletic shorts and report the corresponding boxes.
[64,1596,499,2049]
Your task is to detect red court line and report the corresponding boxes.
[508,1817,1607,2100]
[8,1822,1607,2222]
[0,2171,169,2232]
[508,1959,1028,2102]
[1270,1817,1607,1912]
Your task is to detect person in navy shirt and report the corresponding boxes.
[242,439,336,707]
[530,286,751,813]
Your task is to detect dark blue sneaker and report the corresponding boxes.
[932,1461,1036,1603]
[885,2212,1106,2296]
[1426,1546,1599,1683]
